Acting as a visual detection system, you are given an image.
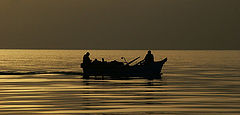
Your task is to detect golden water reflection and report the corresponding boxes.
[0,50,240,114]
[0,73,240,114]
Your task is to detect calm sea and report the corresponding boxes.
[0,50,240,114]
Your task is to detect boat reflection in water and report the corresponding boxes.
[81,51,167,79]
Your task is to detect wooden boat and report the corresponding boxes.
[81,56,167,78]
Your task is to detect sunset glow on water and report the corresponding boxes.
[0,50,240,114]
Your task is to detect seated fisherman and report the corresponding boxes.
[83,52,92,66]
[144,50,154,64]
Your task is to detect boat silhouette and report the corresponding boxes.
[81,54,167,79]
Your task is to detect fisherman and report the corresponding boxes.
[144,50,154,64]
[83,52,91,66]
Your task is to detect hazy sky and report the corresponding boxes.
[0,0,239,49]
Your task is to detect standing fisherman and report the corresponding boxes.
[83,52,91,66]
[144,50,154,64]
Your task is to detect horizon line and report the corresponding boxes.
[0,48,239,50]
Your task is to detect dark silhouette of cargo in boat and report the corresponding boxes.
[81,51,167,78]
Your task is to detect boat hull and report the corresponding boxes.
[81,58,167,77]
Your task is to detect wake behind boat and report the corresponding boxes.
[81,51,167,78]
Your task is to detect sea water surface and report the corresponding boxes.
[0,50,240,114]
